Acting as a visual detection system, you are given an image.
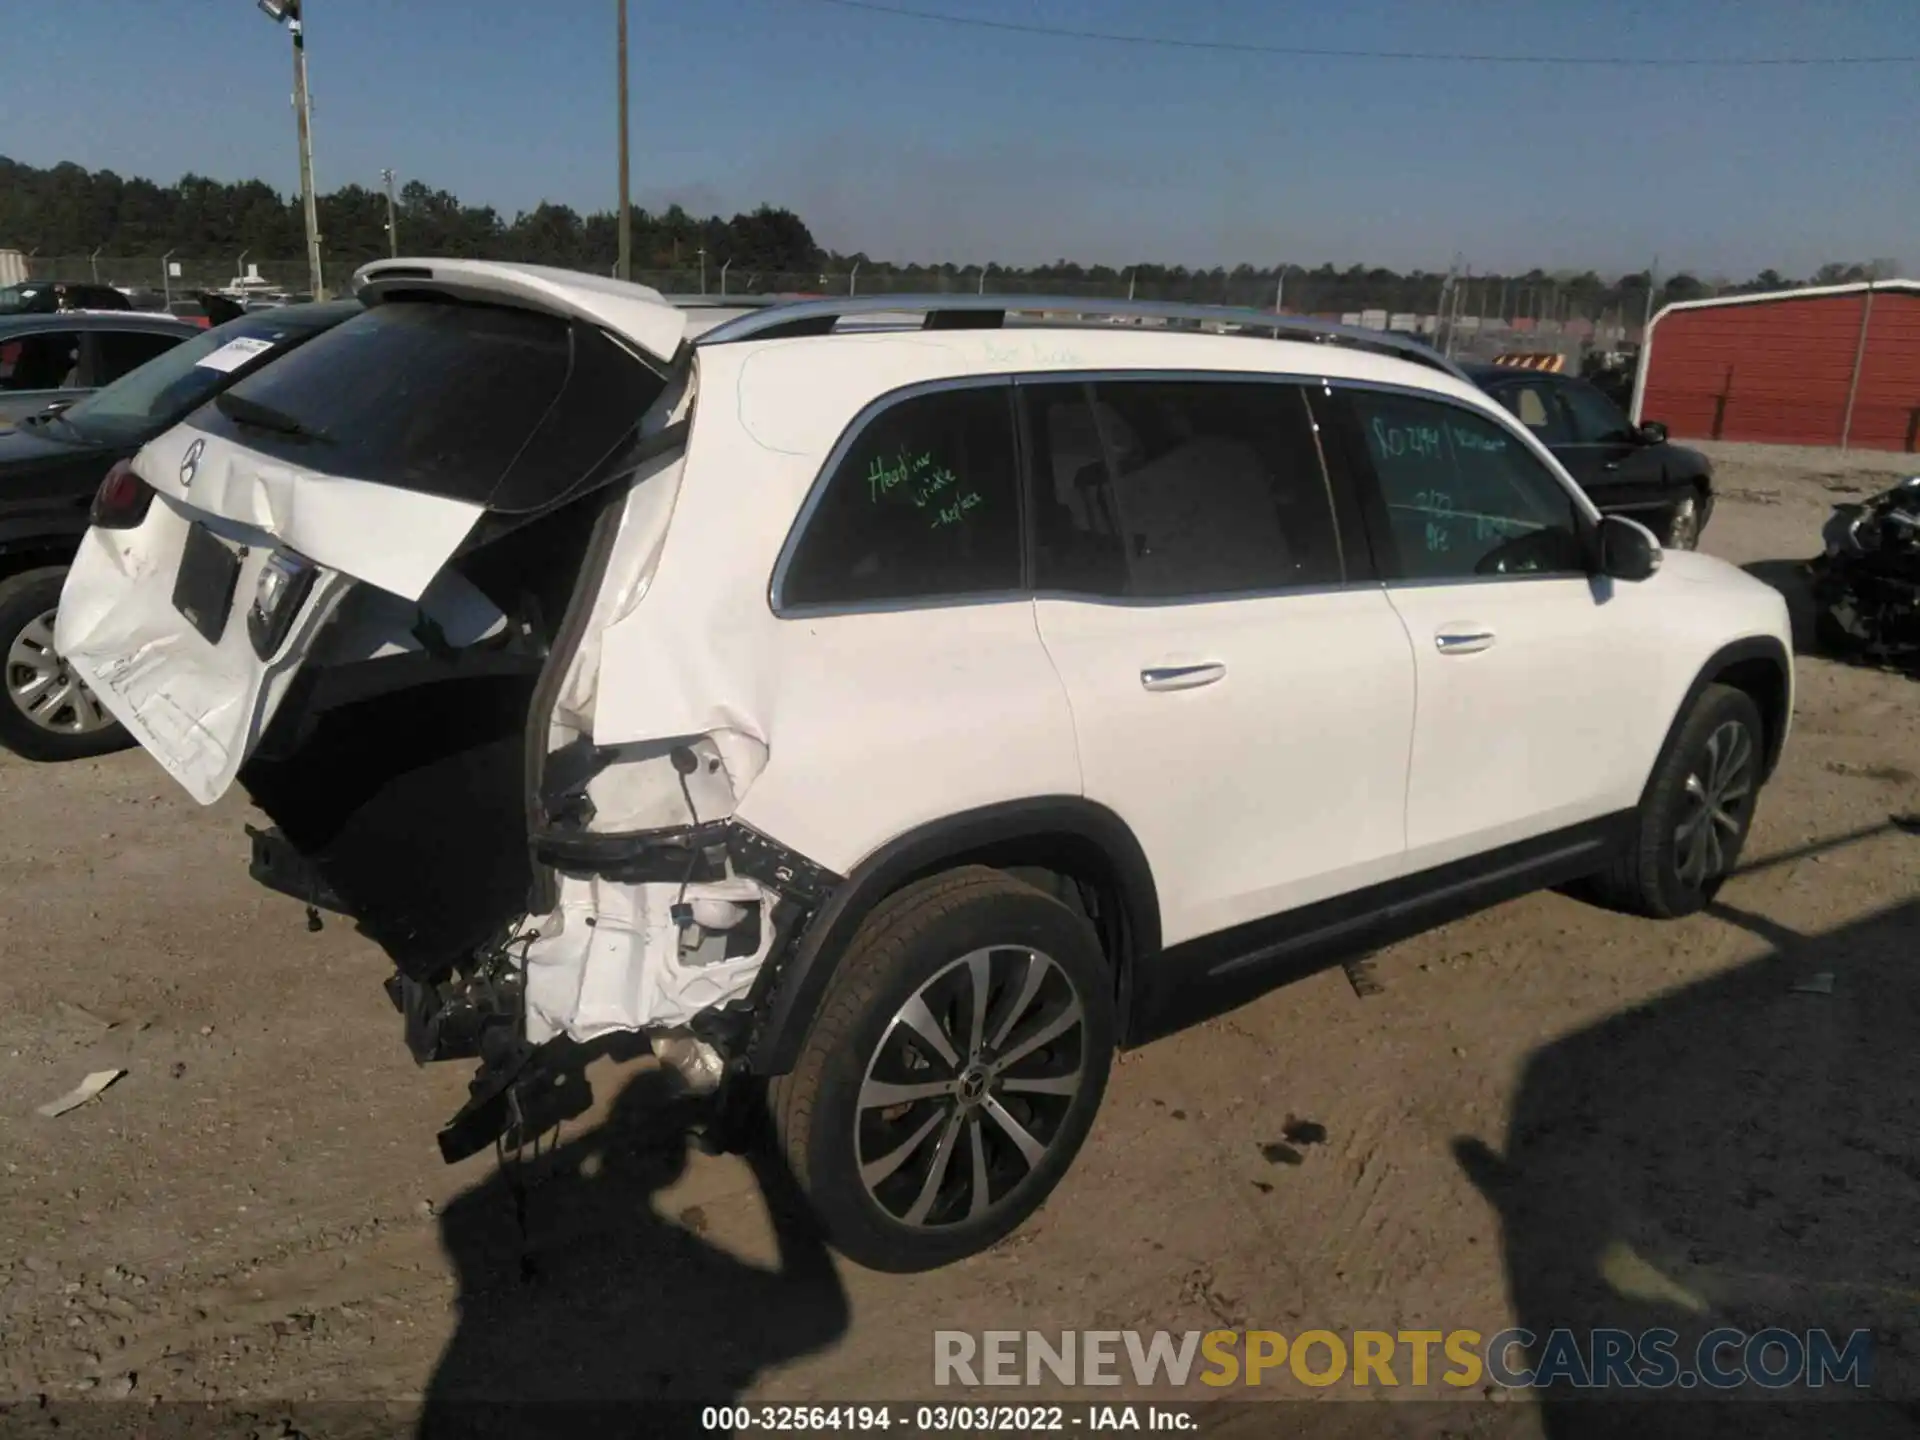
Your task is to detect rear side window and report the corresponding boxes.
[1496,380,1571,444]
[1024,378,1343,598]
[95,329,185,384]
[779,383,1022,609]
[191,301,665,513]
[0,330,83,391]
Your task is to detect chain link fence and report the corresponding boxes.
[24,255,1652,361]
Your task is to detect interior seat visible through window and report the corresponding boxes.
[1024,377,1344,598]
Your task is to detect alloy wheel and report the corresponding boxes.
[6,607,114,735]
[1673,718,1754,887]
[856,946,1088,1229]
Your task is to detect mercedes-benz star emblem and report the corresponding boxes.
[179,438,205,488]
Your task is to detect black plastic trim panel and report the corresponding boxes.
[745,796,1159,1077]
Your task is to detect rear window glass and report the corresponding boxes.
[58,308,346,446]
[191,301,665,512]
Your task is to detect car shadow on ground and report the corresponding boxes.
[1454,831,1920,1438]
[417,1067,851,1439]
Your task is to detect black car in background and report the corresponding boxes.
[0,300,359,760]
[1465,363,1715,550]
[0,312,204,431]
[0,280,134,314]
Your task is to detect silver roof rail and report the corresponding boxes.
[692,293,1469,381]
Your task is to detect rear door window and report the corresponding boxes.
[1023,377,1344,598]
[0,330,84,391]
[190,301,666,513]
[1493,380,1573,444]
[95,329,186,384]
[779,382,1022,609]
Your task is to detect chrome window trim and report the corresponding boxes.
[1380,572,1597,593]
[1033,579,1382,608]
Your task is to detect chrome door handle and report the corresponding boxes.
[1434,630,1496,654]
[1141,662,1226,692]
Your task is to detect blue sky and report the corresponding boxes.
[6,0,1917,276]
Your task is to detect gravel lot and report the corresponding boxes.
[1,443,1916,1437]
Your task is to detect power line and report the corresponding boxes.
[793,0,1920,67]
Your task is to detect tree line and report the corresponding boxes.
[0,157,820,276]
[0,156,1898,312]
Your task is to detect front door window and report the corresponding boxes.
[1348,390,1586,582]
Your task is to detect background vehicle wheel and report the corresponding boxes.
[0,567,131,762]
[769,866,1115,1272]
[1664,492,1703,550]
[1590,683,1765,918]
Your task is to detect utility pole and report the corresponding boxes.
[616,0,631,281]
[1640,255,1659,340]
[290,6,323,297]
[381,168,399,256]
[255,3,325,298]
[697,246,707,296]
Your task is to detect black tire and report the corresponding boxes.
[0,566,132,763]
[768,866,1115,1272]
[1589,684,1765,918]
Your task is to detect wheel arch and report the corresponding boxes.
[1644,636,1792,802]
[747,796,1162,1076]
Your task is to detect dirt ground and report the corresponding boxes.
[2,443,1916,1437]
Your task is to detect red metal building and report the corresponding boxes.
[1631,280,1920,452]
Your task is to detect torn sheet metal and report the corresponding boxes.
[58,491,504,806]
[519,874,775,1043]
[58,500,357,805]
[128,423,484,602]
[56,422,501,805]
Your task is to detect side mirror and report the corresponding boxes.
[1597,514,1662,582]
[40,400,74,417]
[1637,420,1669,444]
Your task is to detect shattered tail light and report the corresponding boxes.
[248,549,319,659]
[90,459,156,530]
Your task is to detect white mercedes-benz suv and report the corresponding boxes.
[58,262,1792,1271]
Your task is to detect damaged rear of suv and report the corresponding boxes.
[62,264,1794,1273]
